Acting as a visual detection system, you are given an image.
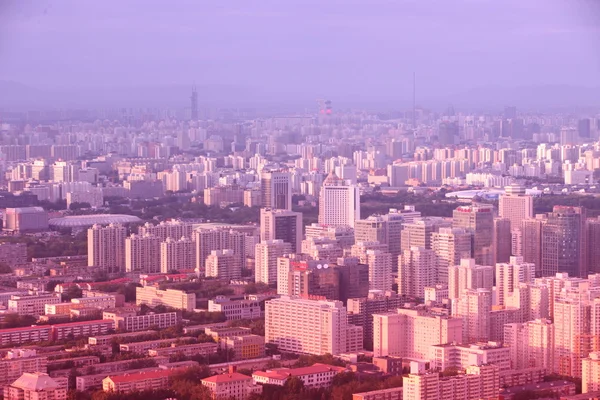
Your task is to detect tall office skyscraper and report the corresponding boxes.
[452,204,494,266]
[432,227,472,284]
[499,185,533,230]
[125,233,160,273]
[318,171,360,228]
[587,218,600,274]
[578,118,591,138]
[398,246,437,298]
[521,215,545,277]
[260,208,302,254]
[493,217,512,265]
[88,223,126,273]
[190,85,198,120]
[260,170,292,211]
[541,206,587,278]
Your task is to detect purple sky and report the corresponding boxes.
[0,0,599,107]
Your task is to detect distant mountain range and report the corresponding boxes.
[1,80,598,112]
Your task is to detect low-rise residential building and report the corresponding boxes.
[8,293,61,316]
[119,338,195,354]
[136,286,196,311]
[103,311,180,331]
[87,331,157,346]
[205,326,252,340]
[220,335,265,360]
[252,364,347,388]
[102,369,174,393]
[0,349,48,387]
[208,296,262,321]
[201,367,262,400]
[4,372,66,400]
[147,342,218,358]
[50,320,114,341]
[429,342,511,371]
[352,387,403,400]
[0,326,52,346]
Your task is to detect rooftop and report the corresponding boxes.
[49,214,141,228]
[11,372,59,391]
[202,372,253,384]
[106,369,173,383]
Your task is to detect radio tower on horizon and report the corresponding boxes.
[190,84,198,120]
[412,72,416,129]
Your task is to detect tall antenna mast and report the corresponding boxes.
[412,72,416,129]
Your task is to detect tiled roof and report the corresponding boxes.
[202,372,252,384]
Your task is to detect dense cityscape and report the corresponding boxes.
[2,1,600,400]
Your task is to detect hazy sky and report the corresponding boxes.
[1,0,599,106]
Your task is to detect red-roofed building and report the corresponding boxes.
[201,366,262,400]
[252,363,347,388]
[102,369,173,393]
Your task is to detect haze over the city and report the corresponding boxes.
[1,0,600,109]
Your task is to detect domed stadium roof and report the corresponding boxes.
[49,214,142,228]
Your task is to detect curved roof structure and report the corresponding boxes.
[445,188,541,200]
[49,214,142,228]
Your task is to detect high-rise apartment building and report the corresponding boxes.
[452,204,494,266]
[583,352,600,393]
[495,256,535,307]
[402,364,499,400]
[347,291,407,350]
[448,259,493,300]
[432,227,472,284]
[504,318,554,370]
[401,217,451,252]
[88,223,126,273]
[194,228,251,274]
[265,296,351,355]
[373,307,462,359]
[160,236,195,273]
[351,242,392,291]
[354,207,421,269]
[541,206,587,277]
[452,288,492,344]
[499,185,533,231]
[398,246,437,298]
[205,249,241,280]
[260,208,302,253]
[138,220,195,241]
[260,170,292,210]
[125,233,160,273]
[318,171,360,228]
[255,240,292,285]
[553,297,592,377]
